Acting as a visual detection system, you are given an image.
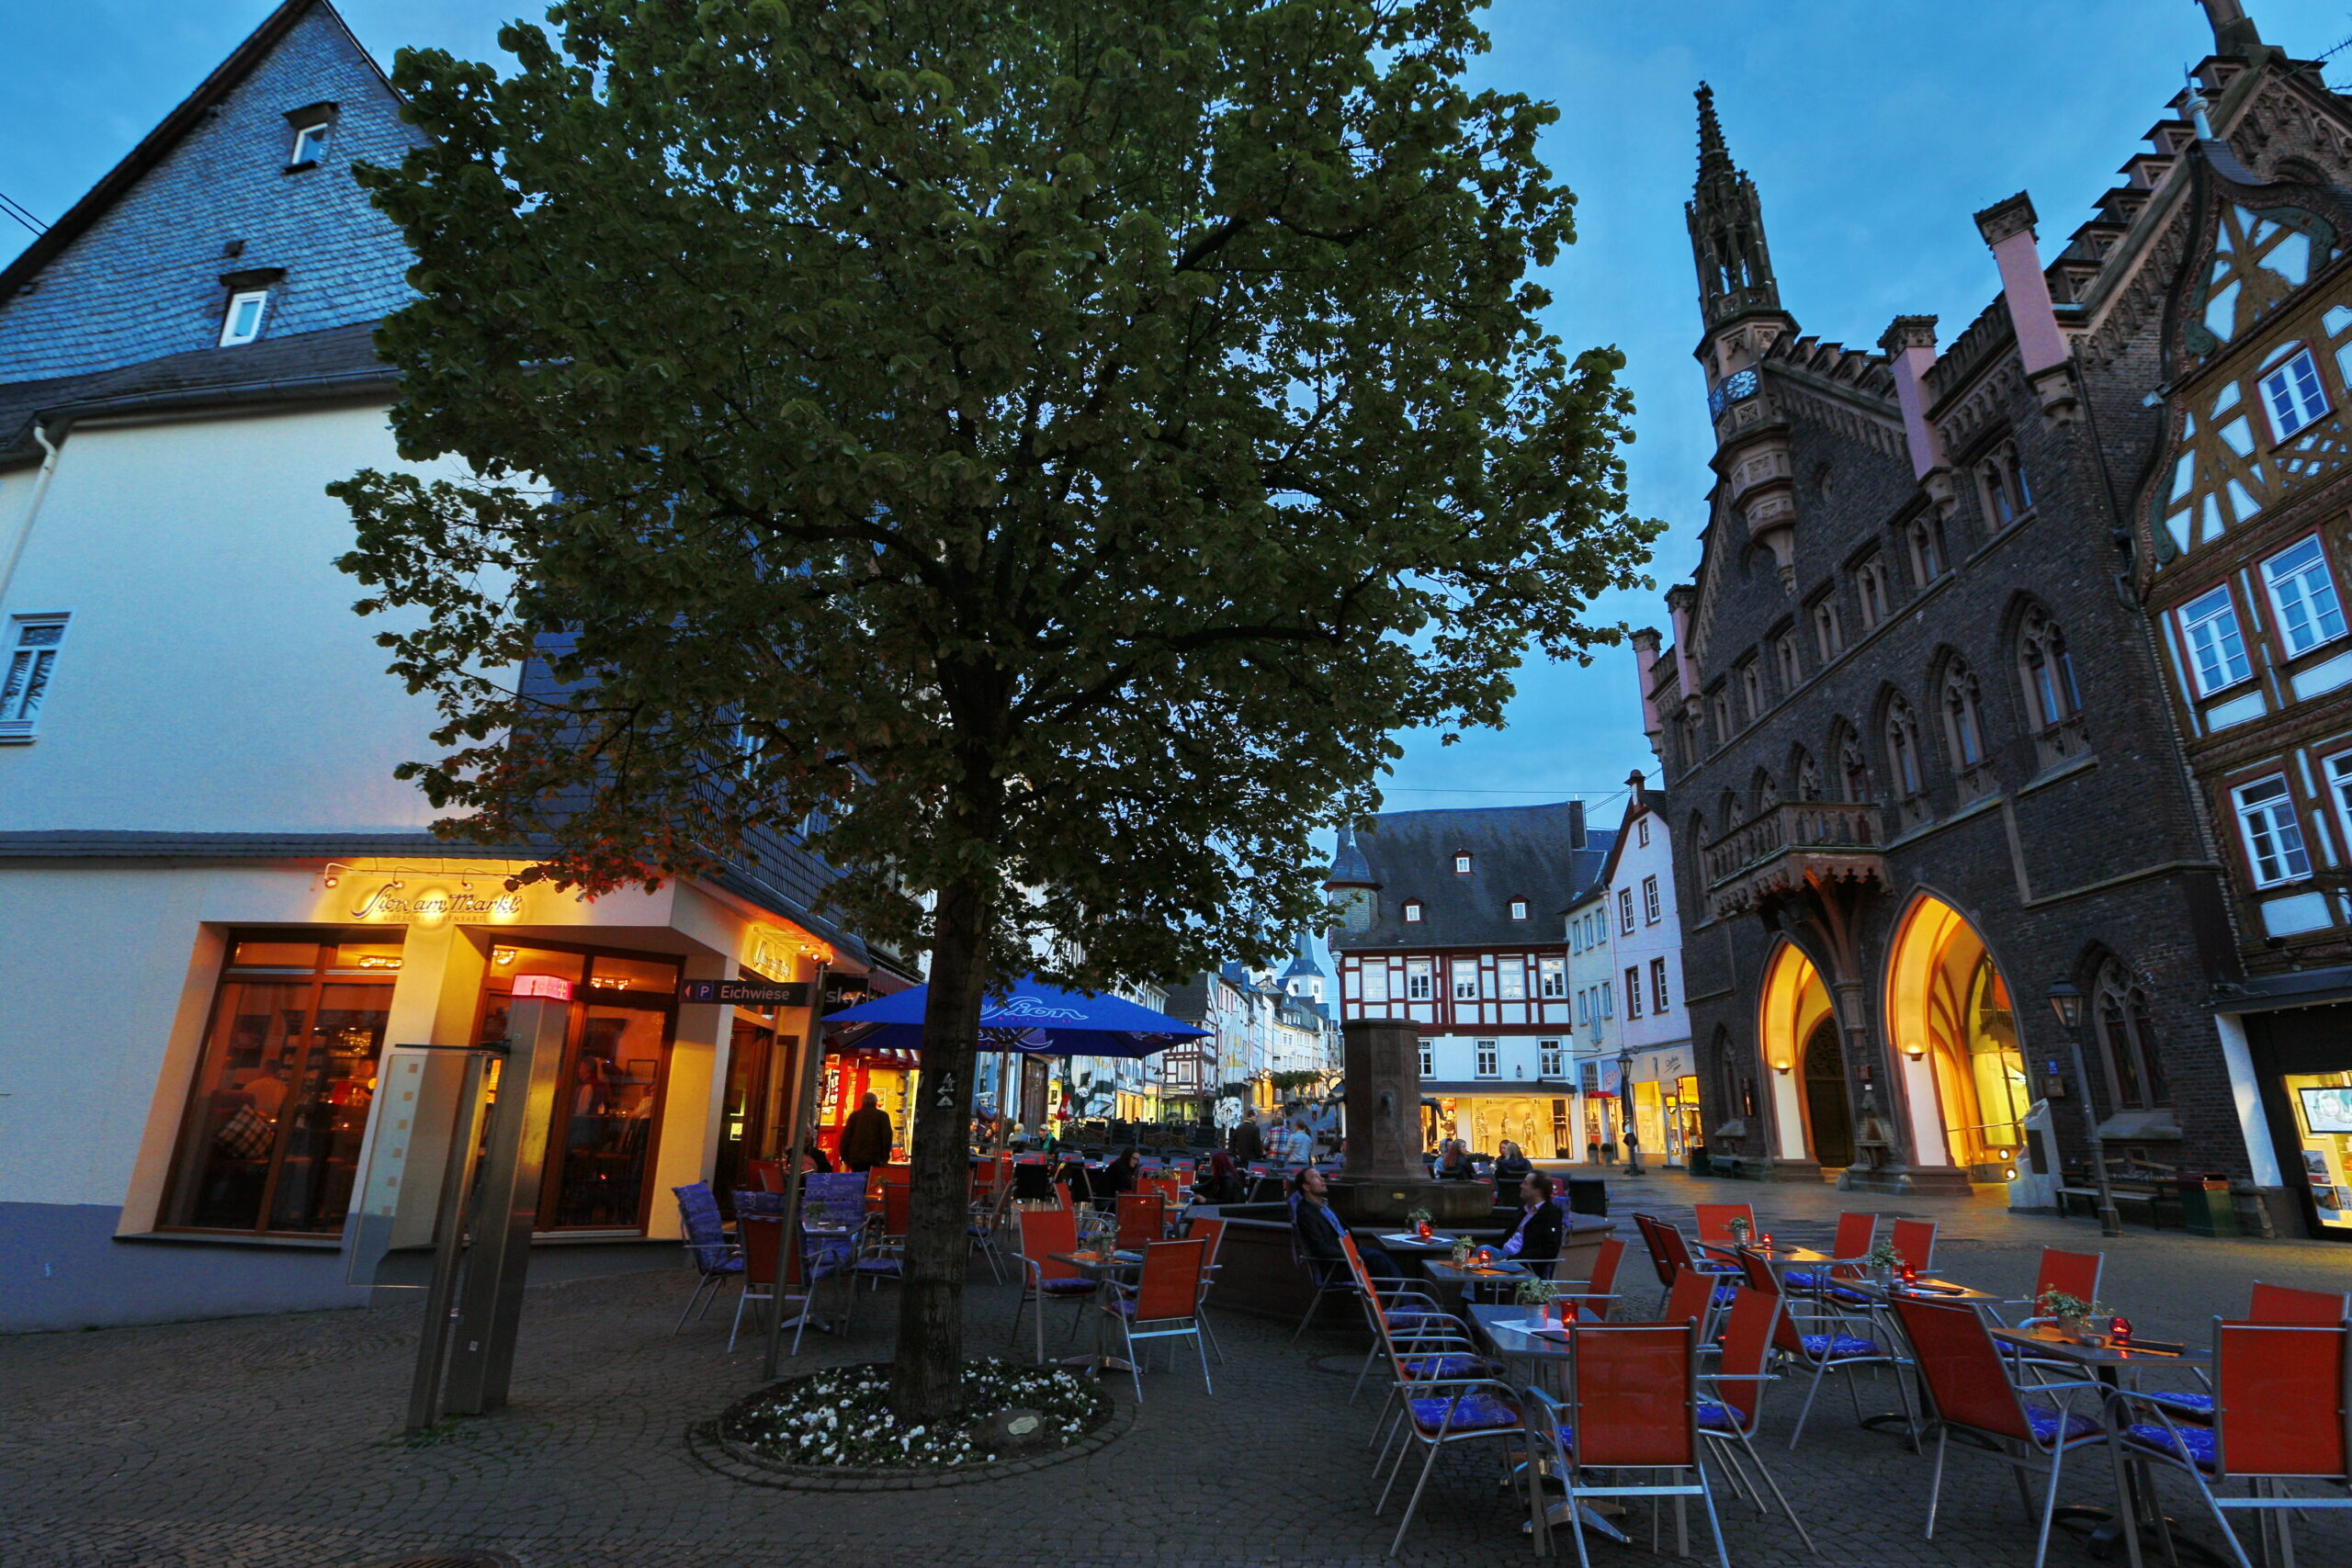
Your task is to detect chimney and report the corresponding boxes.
[1665,586,1702,712]
[1625,769,1648,814]
[1973,193,2079,424]
[1877,315,1947,480]
[1568,798,1588,851]
[1631,626,1664,745]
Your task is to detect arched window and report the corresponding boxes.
[1739,660,1764,722]
[1775,631,1804,693]
[1939,659,1993,797]
[1791,747,1823,801]
[1838,728,1871,802]
[1814,599,1845,661]
[1884,695,1928,825]
[1908,517,1946,586]
[1857,558,1890,628]
[1718,789,1744,830]
[2093,960,2169,1111]
[1751,768,1779,812]
[2018,606,2087,766]
[1978,440,2033,531]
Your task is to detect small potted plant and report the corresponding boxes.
[1863,1237,1904,1283]
[1450,1235,1476,1266]
[1406,1206,1434,1241]
[2036,1288,2106,1343]
[1515,1275,1565,1324]
[1725,1214,1752,1247]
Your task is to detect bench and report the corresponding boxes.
[2056,1185,2163,1226]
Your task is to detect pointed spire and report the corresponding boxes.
[1696,83,1733,181]
[2198,1,2263,55]
[1325,821,1374,887]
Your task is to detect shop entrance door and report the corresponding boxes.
[1803,1020,1855,1169]
[714,1021,774,1211]
[538,995,676,1231]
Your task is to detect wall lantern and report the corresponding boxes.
[1902,1039,1927,1060]
[2044,978,2083,1031]
[1770,1058,1792,1075]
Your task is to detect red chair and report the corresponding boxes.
[2118,1320,2352,1568]
[1891,1293,2109,1568]
[1114,1191,1166,1250]
[1098,1238,1212,1402]
[1184,1215,1229,1364]
[745,1159,785,1194]
[1008,1203,1098,1364]
[1736,1245,1912,1450]
[1524,1323,1730,1568]
[1889,1216,1938,1273]
[854,1180,911,1288]
[1698,1285,1816,1553]
[1662,1264,1732,1345]
[1558,1235,1626,1323]
[2138,1280,2352,1424]
[731,1203,847,1355]
[1693,1201,1756,1248]
[1634,1212,1737,1295]
[1782,1211,1876,1293]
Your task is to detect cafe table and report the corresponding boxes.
[1463,1302,1634,1553]
[1421,1256,1532,1315]
[1826,1276,2003,1441]
[1988,1326,2222,1568]
[1050,1248,1144,1375]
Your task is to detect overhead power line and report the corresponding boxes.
[0,187,48,236]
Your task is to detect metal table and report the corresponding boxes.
[1050,1249,1142,1375]
[1464,1303,1634,1553]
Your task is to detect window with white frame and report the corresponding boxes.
[2234,774,2312,886]
[220,288,271,347]
[1623,965,1642,1020]
[2179,585,2255,696]
[1402,899,1423,923]
[1642,875,1661,924]
[1617,888,1634,934]
[1419,1042,1433,1077]
[2260,347,2330,439]
[1405,960,1432,1001]
[1637,817,1651,848]
[2260,536,2346,658]
[1509,897,1528,920]
[1538,956,1566,998]
[1540,1041,1565,1077]
[1451,959,1479,1001]
[1601,984,1613,1019]
[1475,1041,1498,1077]
[2326,750,2352,849]
[1453,852,1473,874]
[1650,956,1670,1013]
[0,615,68,739]
[1361,964,1388,1004]
[1497,963,1526,1001]
[1577,990,1591,1025]
[288,118,333,167]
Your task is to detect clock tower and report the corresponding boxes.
[1687,85,1801,590]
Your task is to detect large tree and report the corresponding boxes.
[337,0,1658,1421]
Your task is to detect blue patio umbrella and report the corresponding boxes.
[822,975,1208,1059]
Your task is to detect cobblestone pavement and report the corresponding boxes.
[6,1176,2350,1568]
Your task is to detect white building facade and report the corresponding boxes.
[1594,777,1698,1165]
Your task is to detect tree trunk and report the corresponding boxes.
[888,871,991,1423]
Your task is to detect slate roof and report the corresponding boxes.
[1328,801,1610,953]
[0,323,391,462]
[1281,930,1325,980]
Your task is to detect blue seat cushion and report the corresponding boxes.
[1694,1260,1741,1274]
[1404,1354,1498,1381]
[1039,1277,1098,1294]
[2139,1390,2214,1420]
[1782,1270,1826,1290]
[1713,1286,1740,1308]
[2125,1423,2218,1471]
[2023,1404,2105,1445]
[1408,1393,1521,1433]
[1826,1287,1873,1307]
[1384,1310,1451,1330]
[1798,1333,1883,1359]
[1696,1397,1746,1433]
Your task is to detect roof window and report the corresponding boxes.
[1402,900,1424,923]
[1453,852,1472,874]
[283,102,339,172]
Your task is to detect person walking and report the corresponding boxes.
[838,1091,896,1173]
[1229,1113,1264,1165]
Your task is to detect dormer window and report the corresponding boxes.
[1453,852,1472,874]
[1509,898,1528,920]
[220,288,270,346]
[1402,900,1424,923]
[283,102,338,171]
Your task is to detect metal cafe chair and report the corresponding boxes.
[670,1181,742,1332]
[1557,1235,1628,1324]
[1114,1190,1166,1250]
[1697,1285,1818,1555]
[1098,1237,1213,1403]
[2114,1318,2352,1568]
[2137,1281,2352,1424]
[1009,1202,1100,1365]
[1523,1322,1731,1568]
[1338,1231,1463,1404]
[1182,1215,1230,1364]
[1693,1201,1757,1251]
[1888,1293,2110,1568]
[1781,1212,1877,1294]
[1732,1245,1913,1450]
[1371,1325,1527,1558]
[1663,1263,1737,1348]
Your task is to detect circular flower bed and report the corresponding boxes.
[718,1359,1110,1472]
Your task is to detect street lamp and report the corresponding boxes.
[1617,1045,1644,1176]
[2044,979,2122,1238]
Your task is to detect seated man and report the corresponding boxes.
[1495,1170,1564,1279]
[1291,1167,1400,1285]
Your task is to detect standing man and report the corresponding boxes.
[1230,1111,1264,1165]
[839,1091,896,1173]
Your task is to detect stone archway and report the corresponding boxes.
[1757,940,1841,1174]
[1801,1018,1855,1168]
[1884,894,2030,1182]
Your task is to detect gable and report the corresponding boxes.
[0,2,421,383]
[2182,201,2335,359]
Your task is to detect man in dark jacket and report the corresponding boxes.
[838,1092,896,1173]
[1497,1171,1565,1278]
[1291,1167,1398,1283]
[1229,1114,1264,1165]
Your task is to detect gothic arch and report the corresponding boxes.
[1872,685,1930,818]
[1881,889,2031,1177]
[1749,767,1779,812]
[1826,717,1871,803]
[1758,938,1845,1168]
[1786,743,1823,801]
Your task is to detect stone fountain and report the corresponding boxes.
[1325,1018,1493,1225]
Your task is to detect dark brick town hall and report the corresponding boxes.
[1644,0,2352,1240]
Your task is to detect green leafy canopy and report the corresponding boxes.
[334,0,1660,996]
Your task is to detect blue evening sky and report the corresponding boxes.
[5,0,2346,835]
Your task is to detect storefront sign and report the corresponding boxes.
[679,979,808,1007]
[348,881,526,925]
[742,922,830,983]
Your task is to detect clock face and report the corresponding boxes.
[1710,368,1760,418]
